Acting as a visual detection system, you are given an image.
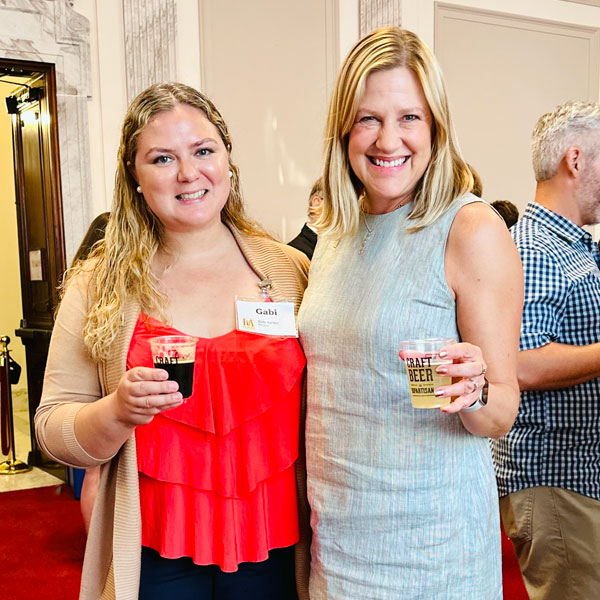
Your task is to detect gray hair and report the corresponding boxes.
[532,100,600,181]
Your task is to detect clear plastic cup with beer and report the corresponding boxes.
[149,335,198,400]
[399,338,456,409]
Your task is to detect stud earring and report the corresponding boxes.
[228,170,233,178]
[136,186,142,194]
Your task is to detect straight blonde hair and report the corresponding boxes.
[319,27,473,237]
[67,83,264,360]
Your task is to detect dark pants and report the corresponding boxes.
[139,545,298,600]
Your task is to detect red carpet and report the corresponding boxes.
[0,484,527,598]
[0,484,85,600]
[502,523,529,599]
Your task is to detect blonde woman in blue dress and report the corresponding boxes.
[298,27,523,598]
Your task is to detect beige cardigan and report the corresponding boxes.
[35,228,311,600]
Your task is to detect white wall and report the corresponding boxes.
[402,0,600,49]
[72,0,360,241]
[72,0,127,218]
[435,3,599,218]
[401,0,600,236]
[73,0,600,240]
[199,0,336,238]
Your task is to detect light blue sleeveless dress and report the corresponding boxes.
[298,195,501,599]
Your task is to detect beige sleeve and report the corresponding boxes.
[34,275,115,468]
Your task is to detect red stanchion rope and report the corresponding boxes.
[0,353,10,455]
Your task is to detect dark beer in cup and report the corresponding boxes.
[150,335,198,400]
[153,356,195,399]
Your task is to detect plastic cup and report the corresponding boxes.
[149,335,198,399]
[399,338,456,409]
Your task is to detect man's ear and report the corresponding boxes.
[564,147,582,178]
[126,160,138,183]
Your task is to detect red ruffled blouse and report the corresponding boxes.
[128,314,305,572]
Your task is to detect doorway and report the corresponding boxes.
[0,58,65,475]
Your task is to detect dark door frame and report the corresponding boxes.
[3,58,65,325]
[1,57,65,465]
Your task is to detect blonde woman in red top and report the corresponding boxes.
[36,83,309,600]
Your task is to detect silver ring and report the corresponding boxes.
[480,364,487,377]
[471,379,479,392]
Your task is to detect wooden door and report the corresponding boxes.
[3,60,64,465]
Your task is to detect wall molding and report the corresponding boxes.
[359,0,402,36]
[561,0,600,7]
[435,2,600,102]
[123,0,177,104]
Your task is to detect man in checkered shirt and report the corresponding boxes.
[492,101,600,599]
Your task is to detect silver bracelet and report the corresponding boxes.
[461,378,489,413]
[461,396,484,412]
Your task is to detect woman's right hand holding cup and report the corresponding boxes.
[110,366,183,427]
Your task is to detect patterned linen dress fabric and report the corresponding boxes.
[299,195,501,599]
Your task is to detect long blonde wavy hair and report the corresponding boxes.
[68,82,262,361]
[319,27,474,237]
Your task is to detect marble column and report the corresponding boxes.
[123,0,177,104]
[359,0,402,36]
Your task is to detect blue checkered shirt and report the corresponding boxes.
[492,202,600,500]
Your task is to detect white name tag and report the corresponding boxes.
[235,300,297,337]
